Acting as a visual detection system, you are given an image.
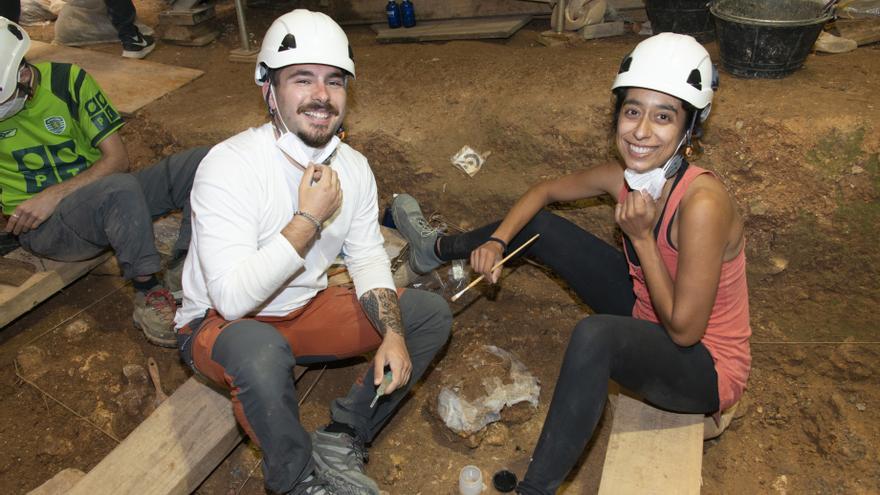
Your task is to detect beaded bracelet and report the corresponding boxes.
[487,236,508,250]
[294,210,322,234]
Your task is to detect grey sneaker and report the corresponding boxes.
[289,473,336,495]
[311,429,379,495]
[390,194,442,274]
[132,287,177,348]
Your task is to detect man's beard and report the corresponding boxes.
[295,102,340,148]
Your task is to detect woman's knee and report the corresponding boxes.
[569,315,619,354]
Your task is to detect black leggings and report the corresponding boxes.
[438,210,719,494]
[438,210,636,315]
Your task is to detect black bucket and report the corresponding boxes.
[645,0,715,43]
[711,0,832,79]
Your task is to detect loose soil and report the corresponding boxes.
[2,2,878,494]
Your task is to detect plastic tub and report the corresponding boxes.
[645,0,715,42]
[711,0,833,78]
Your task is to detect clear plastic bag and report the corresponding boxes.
[408,259,471,300]
[436,345,540,435]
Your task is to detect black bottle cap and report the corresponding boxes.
[492,469,518,493]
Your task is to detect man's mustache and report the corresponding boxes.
[297,103,339,116]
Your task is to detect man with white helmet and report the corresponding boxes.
[391,33,749,494]
[0,17,208,345]
[174,10,451,495]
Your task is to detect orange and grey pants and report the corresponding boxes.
[176,286,451,494]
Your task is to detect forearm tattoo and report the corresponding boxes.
[359,288,405,338]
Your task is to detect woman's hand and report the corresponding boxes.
[470,240,504,283]
[615,190,657,242]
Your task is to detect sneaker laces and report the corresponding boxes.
[414,217,439,238]
[345,435,368,470]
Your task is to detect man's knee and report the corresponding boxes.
[212,321,295,390]
[99,173,141,196]
[401,289,452,346]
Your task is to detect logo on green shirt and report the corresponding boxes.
[44,116,66,135]
[0,129,16,139]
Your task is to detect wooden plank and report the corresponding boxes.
[579,21,626,40]
[608,0,645,10]
[334,0,547,23]
[0,250,112,328]
[373,15,531,43]
[67,377,242,495]
[27,468,86,495]
[836,18,880,46]
[26,41,204,115]
[598,394,703,495]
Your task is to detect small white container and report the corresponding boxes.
[459,465,484,495]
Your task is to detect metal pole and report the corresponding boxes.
[233,0,251,52]
[555,0,567,34]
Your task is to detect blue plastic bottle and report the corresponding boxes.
[386,0,402,29]
[401,0,416,28]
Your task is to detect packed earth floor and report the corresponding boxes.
[1,1,878,494]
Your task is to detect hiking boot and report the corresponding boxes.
[289,473,337,495]
[390,194,442,274]
[311,428,379,495]
[132,287,177,348]
[121,31,155,59]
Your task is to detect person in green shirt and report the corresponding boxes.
[0,17,207,345]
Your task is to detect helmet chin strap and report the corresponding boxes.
[268,82,293,137]
[682,110,700,161]
[662,133,688,179]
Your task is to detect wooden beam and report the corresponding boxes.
[373,15,531,43]
[835,18,880,46]
[67,377,242,495]
[598,394,703,495]
[26,468,85,495]
[0,250,112,328]
[579,21,626,40]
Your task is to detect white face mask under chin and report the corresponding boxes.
[0,94,27,121]
[623,135,686,200]
[270,84,339,167]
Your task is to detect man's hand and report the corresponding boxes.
[373,331,411,394]
[470,241,504,284]
[298,164,341,223]
[359,287,411,394]
[615,190,657,242]
[4,188,64,235]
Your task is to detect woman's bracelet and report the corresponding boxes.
[487,236,508,251]
[294,210,322,234]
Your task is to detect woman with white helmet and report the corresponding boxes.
[392,33,750,492]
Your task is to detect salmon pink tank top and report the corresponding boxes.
[620,165,751,411]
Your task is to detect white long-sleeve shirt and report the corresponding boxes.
[174,123,394,327]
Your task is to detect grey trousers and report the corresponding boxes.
[18,147,209,279]
[201,289,452,493]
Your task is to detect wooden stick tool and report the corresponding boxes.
[450,233,540,302]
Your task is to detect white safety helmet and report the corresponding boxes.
[0,17,30,102]
[254,9,354,86]
[612,32,718,121]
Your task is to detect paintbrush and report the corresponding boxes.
[450,233,540,302]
